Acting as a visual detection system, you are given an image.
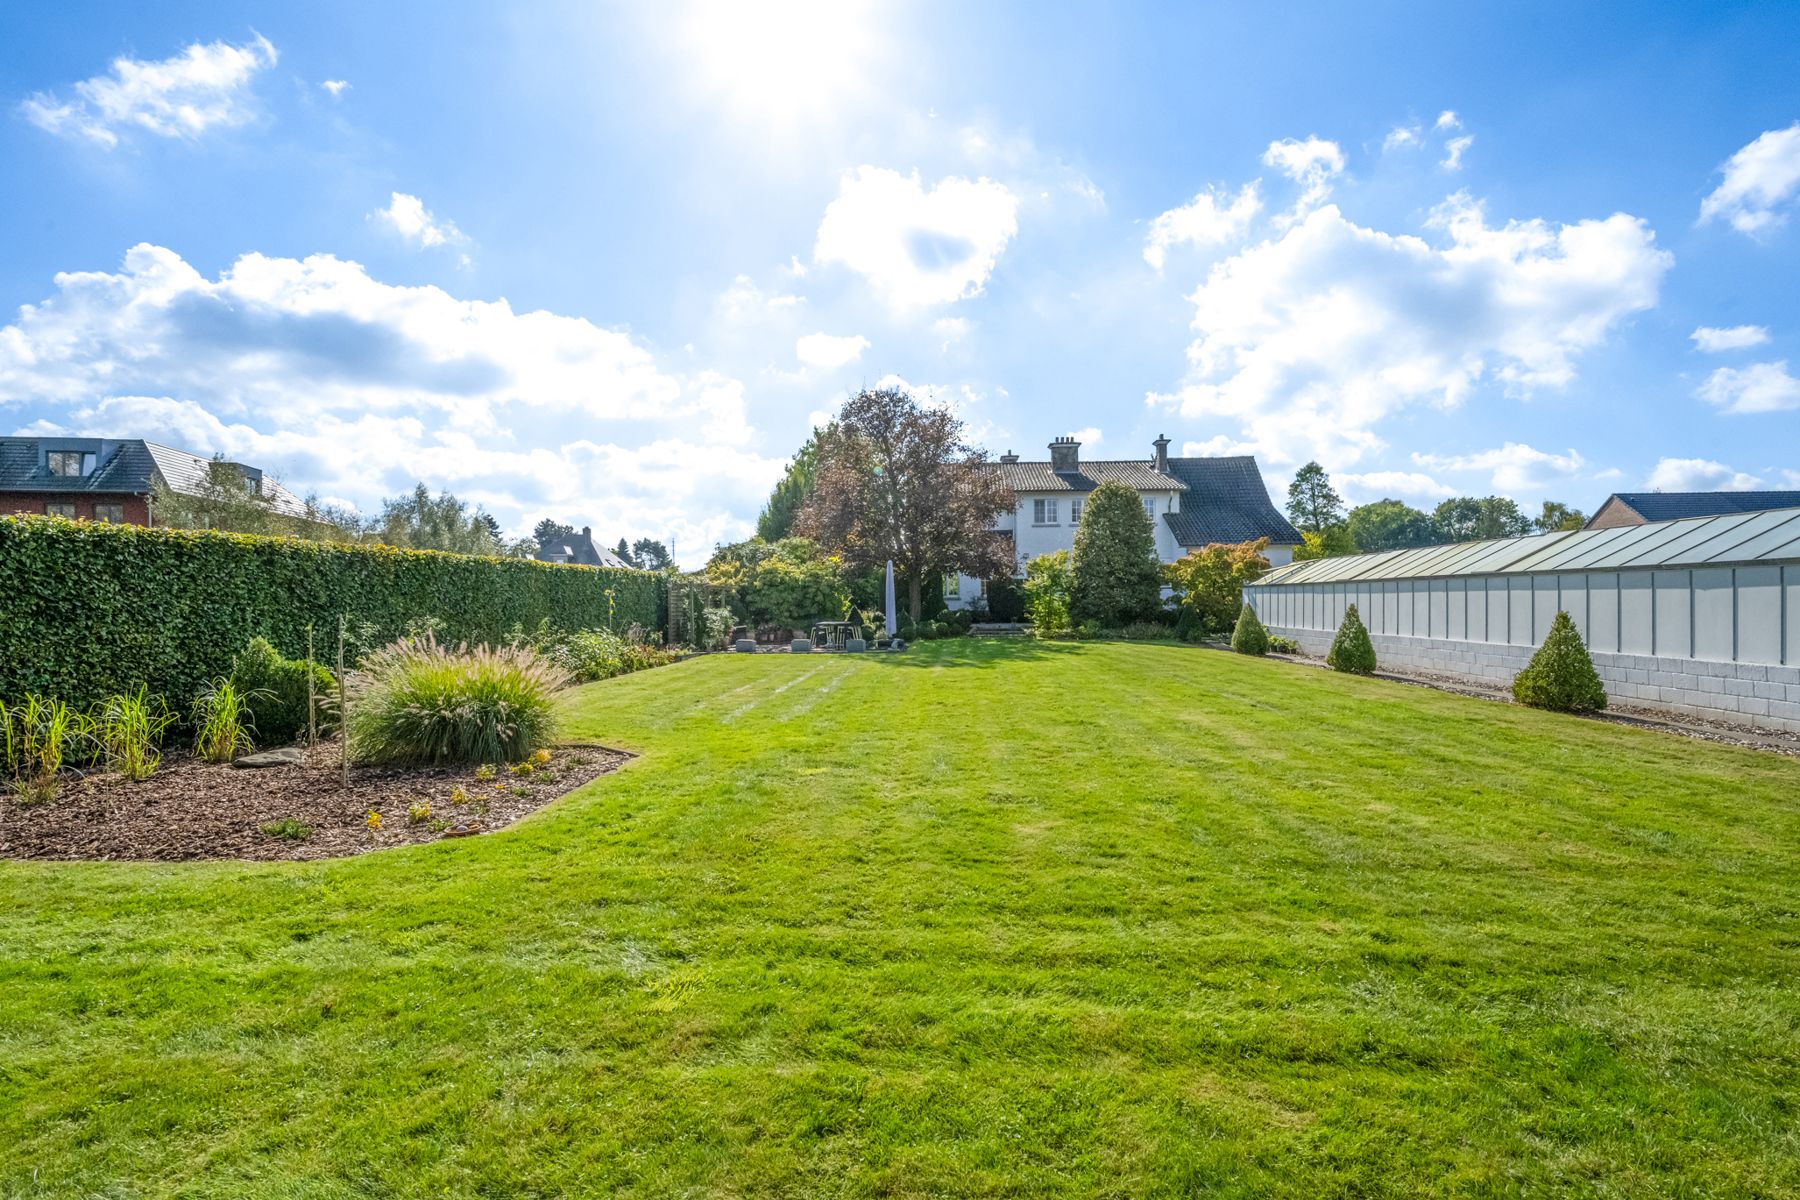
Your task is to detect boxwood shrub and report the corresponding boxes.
[1230,603,1270,656]
[0,515,662,712]
[1327,604,1377,674]
[1513,611,1608,713]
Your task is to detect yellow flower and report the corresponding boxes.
[531,749,552,766]
[366,810,382,830]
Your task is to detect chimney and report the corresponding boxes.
[1049,435,1080,471]
[1152,434,1170,473]
[999,450,1019,464]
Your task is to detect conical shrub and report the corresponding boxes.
[1230,602,1270,656]
[1327,604,1376,674]
[1512,611,1607,713]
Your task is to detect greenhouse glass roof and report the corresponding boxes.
[1256,506,1800,586]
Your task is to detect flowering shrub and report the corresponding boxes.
[507,618,681,681]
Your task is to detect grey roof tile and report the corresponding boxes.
[0,437,310,517]
[990,459,1188,493]
[1598,490,1800,524]
[1159,456,1303,546]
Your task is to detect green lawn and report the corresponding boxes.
[4,640,1799,1197]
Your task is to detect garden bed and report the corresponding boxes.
[0,743,630,862]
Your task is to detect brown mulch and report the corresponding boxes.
[0,743,632,862]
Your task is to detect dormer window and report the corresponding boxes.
[47,450,89,477]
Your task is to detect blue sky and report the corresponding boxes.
[2,1,1798,562]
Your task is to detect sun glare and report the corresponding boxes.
[678,0,880,124]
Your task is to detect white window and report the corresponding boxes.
[1033,498,1059,525]
[1070,498,1084,525]
[47,451,87,477]
[1143,497,1156,518]
[943,573,960,597]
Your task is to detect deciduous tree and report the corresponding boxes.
[372,483,502,555]
[1292,524,1359,561]
[757,433,819,541]
[1534,501,1587,533]
[1347,499,1436,552]
[1166,538,1271,632]
[1432,496,1532,542]
[796,387,1014,621]
[705,537,848,629]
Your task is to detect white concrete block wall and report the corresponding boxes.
[1247,563,1800,731]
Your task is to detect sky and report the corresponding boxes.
[2,1,1798,565]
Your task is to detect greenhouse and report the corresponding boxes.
[1243,506,1800,730]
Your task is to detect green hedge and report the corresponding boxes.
[0,515,663,711]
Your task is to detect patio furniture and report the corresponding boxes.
[810,621,862,650]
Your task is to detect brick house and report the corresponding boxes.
[0,437,309,525]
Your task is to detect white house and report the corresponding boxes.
[946,434,1302,610]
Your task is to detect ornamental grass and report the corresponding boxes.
[345,636,571,765]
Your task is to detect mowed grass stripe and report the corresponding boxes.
[3,639,1799,1197]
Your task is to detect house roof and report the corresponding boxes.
[1160,456,1303,547]
[1589,490,1800,526]
[534,527,630,568]
[989,459,1188,493]
[1257,504,1800,587]
[0,437,310,517]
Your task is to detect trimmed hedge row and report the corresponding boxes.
[0,516,663,711]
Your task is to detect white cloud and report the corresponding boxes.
[371,192,468,251]
[1181,435,1256,458]
[1442,135,1474,171]
[1646,457,1764,491]
[1144,183,1260,270]
[932,316,971,348]
[1150,194,1671,465]
[1699,123,1800,234]
[20,35,277,148]
[813,166,1019,308]
[1261,137,1345,213]
[1435,110,1461,132]
[1412,442,1587,491]
[1383,125,1422,152]
[1070,426,1103,447]
[1692,324,1771,352]
[1697,360,1800,413]
[716,274,802,326]
[794,332,869,370]
[1339,470,1454,500]
[322,79,350,98]
[0,243,784,553]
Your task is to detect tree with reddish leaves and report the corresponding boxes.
[796,387,1015,622]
